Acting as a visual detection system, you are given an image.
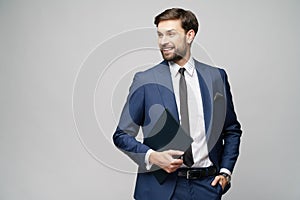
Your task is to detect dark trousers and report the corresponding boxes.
[170,176,223,200]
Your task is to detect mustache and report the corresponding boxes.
[160,45,175,50]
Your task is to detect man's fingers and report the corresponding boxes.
[165,163,182,173]
[152,150,185,173]
[167,150,184,156]
[170,158,183,165]
[211,176,221,186]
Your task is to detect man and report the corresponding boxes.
[113,8,242,200]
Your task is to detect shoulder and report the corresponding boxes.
[129,60,168,91]
[134,60,168,79]
[194,59,224,72]
[194,59,227,80]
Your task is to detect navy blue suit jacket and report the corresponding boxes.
[113,59,242,200]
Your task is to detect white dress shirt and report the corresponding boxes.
[168,57,213,168]
[145,57,231,175]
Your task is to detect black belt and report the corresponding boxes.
[177,166,217,180]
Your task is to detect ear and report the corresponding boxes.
[186,29,195,44]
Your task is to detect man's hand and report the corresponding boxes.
[211,175,229,191]
[149,150,184,173]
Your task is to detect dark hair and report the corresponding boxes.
[154,8,199,35]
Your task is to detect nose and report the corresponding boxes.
[159,35,169,46]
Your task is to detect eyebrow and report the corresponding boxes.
[157,29,177,34]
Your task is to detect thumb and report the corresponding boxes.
[211,176,221,186]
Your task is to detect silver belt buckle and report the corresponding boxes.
[186,170,197,180]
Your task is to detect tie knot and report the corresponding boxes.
[178,68,186,76]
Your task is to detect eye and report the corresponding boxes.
[167,32,176,37]
[157,33,163,38]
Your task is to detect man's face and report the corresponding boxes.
[157,19,189,63]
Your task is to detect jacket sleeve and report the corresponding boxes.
[219,69,242,173]
[112,72,150,168]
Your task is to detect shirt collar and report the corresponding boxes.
[168,57,195,77]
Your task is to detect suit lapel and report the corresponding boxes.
[152,61,179,122]
[194,60,213,135]
[152,60,215,136]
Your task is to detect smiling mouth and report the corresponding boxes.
[161,47,174,53]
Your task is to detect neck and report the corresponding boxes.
[174,50,191,67]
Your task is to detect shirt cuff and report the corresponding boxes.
[145,149,154,170]
[219,168,232,176]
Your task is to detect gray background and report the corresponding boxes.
[1,0,299,199]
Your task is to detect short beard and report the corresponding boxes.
[160,51,183,62]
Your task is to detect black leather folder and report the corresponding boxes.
[143,109,193,184]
